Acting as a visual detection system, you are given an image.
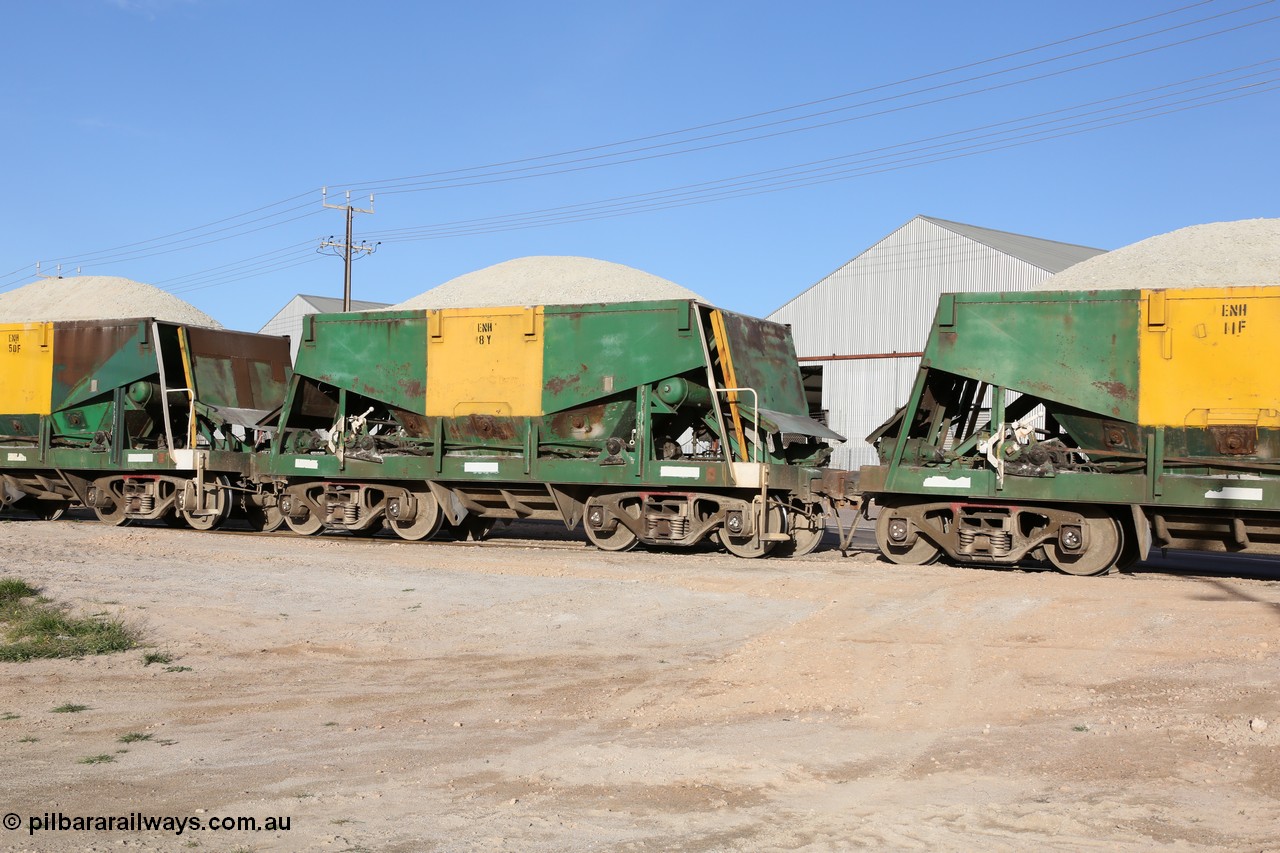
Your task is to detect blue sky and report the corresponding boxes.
[3,0,1277,330]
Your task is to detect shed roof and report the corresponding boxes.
[771,215,1105,318]
[919,216,1104,274]
[295,294,391,313]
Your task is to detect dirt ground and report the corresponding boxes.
[1,514,1278,852]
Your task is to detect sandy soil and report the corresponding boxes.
[1,516,1278,852]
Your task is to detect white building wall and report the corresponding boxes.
[820,357,920,469]
[258,296,313,362]
[772,218,1055,357]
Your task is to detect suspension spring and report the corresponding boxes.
[646,515,688,540]
[990,531,1013,557]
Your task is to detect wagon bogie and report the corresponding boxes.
[581,488,793,557]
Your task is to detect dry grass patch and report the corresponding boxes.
[0,577,139,662]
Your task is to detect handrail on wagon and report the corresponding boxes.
[715,387,761,464]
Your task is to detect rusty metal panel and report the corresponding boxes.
[51,320,153,410]
[184,326,291,412]
[714,309,809,416]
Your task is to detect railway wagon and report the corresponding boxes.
[861,285,1280,575]
[263,299,851,557]
[0,318,291,528]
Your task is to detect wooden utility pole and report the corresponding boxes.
[320,188,378,311]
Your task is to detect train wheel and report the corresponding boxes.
[875,509,941,565]
[388,491,443,541]
[92,482,130,527]
[94,503,130,525]
[583,500,640,552]
[179,477,231,531]
[348,519,384,538]
[457,516,497,542]
[16,497,69,521]
[284,510,324,536]
[244,501,285,533]
[1114,519,1143,572]
[775,508,825,558]
[1047,509,1122,577]
[721,504,784,559]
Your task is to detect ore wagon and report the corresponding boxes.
[860,285,1280,574]
[262,299,851,556]
[0,318,290,528]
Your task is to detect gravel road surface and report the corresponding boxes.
[2,517,1277,852]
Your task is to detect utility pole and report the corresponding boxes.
[319,188,378,311]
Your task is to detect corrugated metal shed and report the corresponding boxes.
[768,215,1105,469]
[259,294,391,361]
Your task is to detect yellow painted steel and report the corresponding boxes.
[1138,285,1280,428]
[425,306,545,417]
[709,309,749,462]
[178,325,199,448]
[0,322,54,415]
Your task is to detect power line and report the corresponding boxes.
[339,2,1280,196]
[0,192,319,288]
[368,82,1278,239]
[360,65,1280,242]
[327,0,1248,193]
[116,60,1280,295]
[155,242,316,287]
[3,1,1260,285]
[168,254,328,295]
[5,1,1275,295]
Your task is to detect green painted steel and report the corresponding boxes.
[4,299,843,552]
[924,290,1140,422]
[52,320,156,412]
[714,308,811,417]
[266,300,841,516]
[540,301,704,413]
[2,319,289,476]
[296,310,429,416]
[869,289,1280,511]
